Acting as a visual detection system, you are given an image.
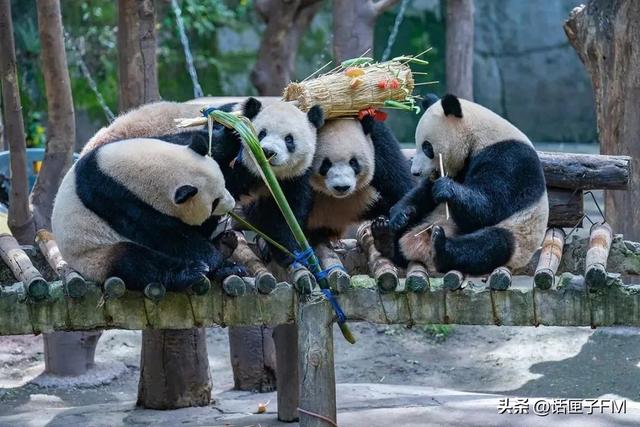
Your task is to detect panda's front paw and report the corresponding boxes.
[371,216,395,259]
[212,260,248,282]
[389,204,416,231]
[432,177,456,204]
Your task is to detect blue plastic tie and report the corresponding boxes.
[293,247,315,268]
[201,107,216,117]
[322,288,346,324]
[315,264,347,281]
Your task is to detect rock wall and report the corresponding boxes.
[473,0,597,142]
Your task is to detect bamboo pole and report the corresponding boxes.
[585,222,613,289]
[406,261,429,292]
[356,222,398,292]
[534,228,565,289]
[224,231,277,294]
[489,267,512,291]
[443,270,464,291]
[35,230,86,298]
[315,242,350,293]
[0,234,49,300]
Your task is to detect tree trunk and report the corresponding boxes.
[564,1,640,240]
[332,0,400,62]
[35,0,103,378]
[117,0,159,112]
[117,0,211,409]
[0,100,5,150]
[445,0,474,100]
[228,326,276,392]
[0,0,35,243]
[251,0,323,95]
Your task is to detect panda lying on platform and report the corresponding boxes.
[306,116,414,249]
[373,94,548,275]
[52,137,241,291]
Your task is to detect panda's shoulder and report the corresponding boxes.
[471,139,538,165]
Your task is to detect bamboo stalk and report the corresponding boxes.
[406,261,429,293]
[489,267,512,291]
[585,222,613,289]
[224,231,277,295]
[534,228,565,289]
[356,222,398,292]
[439,153,450,220]
[35,230,86,298]
[0,234,49,300]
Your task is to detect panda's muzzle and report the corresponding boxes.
[212,190,236,216]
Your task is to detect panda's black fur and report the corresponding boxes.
[154,98,323,267]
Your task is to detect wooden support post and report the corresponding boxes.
[443,270,464,290]
[274,323,299,422]
[144,282,166,302]
[224,231,277,294]
[103,277,126,299]
[0,234,49,300]
[585,222,613,289]
[406,261,429,293]
[298,295,336,427]
[489,267,512,291]
[534,228,565,289]
[289,264,316,294]
[315,242,350,293]
[356,222,398,292]
[35,230,86,298]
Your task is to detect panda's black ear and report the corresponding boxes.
[174,185,198,204]
[243,97,262,120]
[360,115,375,135]
[188,134,209,156]
[422,93,440,111]
[441,94,463,118]
[307,105,325,129]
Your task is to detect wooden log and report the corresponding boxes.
[585,222,613,289]
[402,149,631,190]
[356,222,398,292]
[222,275,249,297]
[103,277,126,299]
[406,261,429,293]
[315,242,350,293]
[190,275,211,296]
[224,231,277,294]
[443,270,464,291]
[289,264,316,294]
[534,228,565,289]
[144,282,166,302]
[297,295,336,427]
[548,188,584,228]
[0,234,49,300]
[274,323,299,422]
[489,267,512,291]
[35,230,86,298]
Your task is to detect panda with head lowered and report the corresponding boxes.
[52,137,242,291]
[373,94,548,274]
[306,116,414,250]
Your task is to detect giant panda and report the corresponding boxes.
[374,94,548,275]
[52,137,243,291]
[306,116,414,251]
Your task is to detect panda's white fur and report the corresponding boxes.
[52,138,234,286]
[394,95,548,273]
[81,101,204,156]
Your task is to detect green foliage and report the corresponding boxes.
[422,324,454,340]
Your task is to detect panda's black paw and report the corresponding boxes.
[432,177,456,204]
[212,260,249,282]
[371,216,396,260]
[431,225,447,258]
[172,261,210,290]
[389,204,415,231]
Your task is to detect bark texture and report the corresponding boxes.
[32,0,75,231]
[117,0,159,112]
[332,0,401,62]
[228,326,277,392]
[251,0,323,95]
[0,0,34,243]
[445,0,474,99]
[564,1,640,240]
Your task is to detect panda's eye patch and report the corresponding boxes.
[349,157,361,175]
[319,158,332,176]
[284,134,295,152]
[422,140,434,159]
[258,129,267,140]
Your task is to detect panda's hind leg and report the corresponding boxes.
[106,242,211,291]
[432,226,514,276]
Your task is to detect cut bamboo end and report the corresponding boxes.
[356,221,399,292]
[191,275,211,296]
[288,265,315,295]
[443,270,464,290]
[0,234,50,301]
[534,228,565,289]
[406,261,429,293]
[103,277,126,299]
[64,272,87,299]
[585,222,613,289]
[144,282,166,302]
[315,242,350,293]
[222,275,247,297]
[328,268,351,294]
[534,268,555,290]
[26,277,50,301]
[377,269,399,293]
[489,267,512,291]
[255,271,277,294]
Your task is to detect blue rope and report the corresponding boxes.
[293,247,315,268]
[322,289,346,324]
[315,264,347,281]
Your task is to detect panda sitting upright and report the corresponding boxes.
[374,94,548,275]
[52,137,241,291]
[306,116,414,249]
